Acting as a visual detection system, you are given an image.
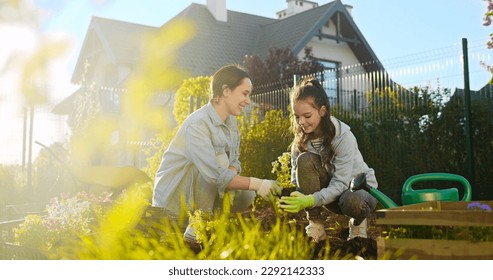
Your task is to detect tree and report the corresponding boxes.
[482,0,493,80]
[243,46,324,90]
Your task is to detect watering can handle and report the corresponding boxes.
[401,173,472,201]
[350,173,399,208]
[350,173,371,192]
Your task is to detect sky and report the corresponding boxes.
[1,0,492,164]
[34,0,491,72]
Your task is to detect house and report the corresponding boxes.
[53,0,386,168]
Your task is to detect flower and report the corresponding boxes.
[481,204,492,211]
[16,191,113,251]
[467,202,482,209]
[467,202,492,211]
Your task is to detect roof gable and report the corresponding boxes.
[254,0,383,71]
[254,1,336,58]
[71,16,157,83]
[72,1,383,82]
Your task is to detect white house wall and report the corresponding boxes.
[299,23,372,111]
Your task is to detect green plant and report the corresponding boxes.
[144,76,211,180]
[49,187,331,260]
[239,109,292,179]
[15,191,112,256]
[384,225,493,242]
[187,198,327,260]
[61,185,190,260]
[173,76,211,125]
[271,152,295,189]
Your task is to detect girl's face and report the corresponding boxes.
[223,77,252,116]
[292,98,326,137]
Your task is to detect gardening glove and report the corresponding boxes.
[249,177,282,198]
[183,224,197,243]
[305,221,327,243]
[279,191,315,213]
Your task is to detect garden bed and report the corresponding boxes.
[376,201,493,259]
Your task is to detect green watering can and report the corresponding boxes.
[350,172,472,209]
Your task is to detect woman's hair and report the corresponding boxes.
[290,77,336,171]
[210,64,251,103]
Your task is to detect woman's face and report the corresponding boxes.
[224,77,252,116]
[292,97,325,137]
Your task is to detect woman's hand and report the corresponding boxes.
[249,178,282,198]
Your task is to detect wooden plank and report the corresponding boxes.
[376,201,493,226]
[377,237,493,260]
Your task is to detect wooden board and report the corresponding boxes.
[377,237,493,260]
[376,201,493,226]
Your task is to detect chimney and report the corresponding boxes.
[207,0,227,22]
[344,4,353,16]
[276,0,318,20]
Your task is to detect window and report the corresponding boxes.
[100,87,121,113]
[317,60,338,105]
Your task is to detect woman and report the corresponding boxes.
[153,64,281,242]
[279,78,378,242]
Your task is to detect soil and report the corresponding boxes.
[249,204,386,260]
[186,203,387,260]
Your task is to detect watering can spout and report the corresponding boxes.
[350,173,399,208]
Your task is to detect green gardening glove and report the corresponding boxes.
[278,191,315,213]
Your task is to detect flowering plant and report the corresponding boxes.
[271,152,295,189]
[467,202,492,211]
[15,191,112,253]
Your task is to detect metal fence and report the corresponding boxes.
[1,38,493,258]
[1,38,492,209]
[250,38,493,200]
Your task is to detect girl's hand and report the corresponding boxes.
[278,191,314,213]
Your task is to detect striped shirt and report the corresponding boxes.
[310,137,324,152]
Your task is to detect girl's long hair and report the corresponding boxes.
[290,77,336,171]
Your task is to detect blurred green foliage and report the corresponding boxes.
[15,191,112,257]
[173,76,211,125]
[144,75,210,179]
[13,183,329,260]
[385,225,493,242]
[238,109,292,179]
[337,85,493,201]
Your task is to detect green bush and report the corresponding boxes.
[145,76,210,180]
[57,188,326,260]
[239,109,292,179]
[173,76,211,125]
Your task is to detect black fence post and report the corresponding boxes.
[189,96,194,115]
[462,38,475,195]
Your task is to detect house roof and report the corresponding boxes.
[58,0,384,115]
[453,84,493,102]
[71,16,157,84]
[254,1,337,57]
[263,0,382,72]
[170,0,383,76]
[170,3,276,76]
[72,0,383,81]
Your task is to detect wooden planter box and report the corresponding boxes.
[375,201,493,259]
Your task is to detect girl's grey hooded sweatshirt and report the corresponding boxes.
[291,116,378,207]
